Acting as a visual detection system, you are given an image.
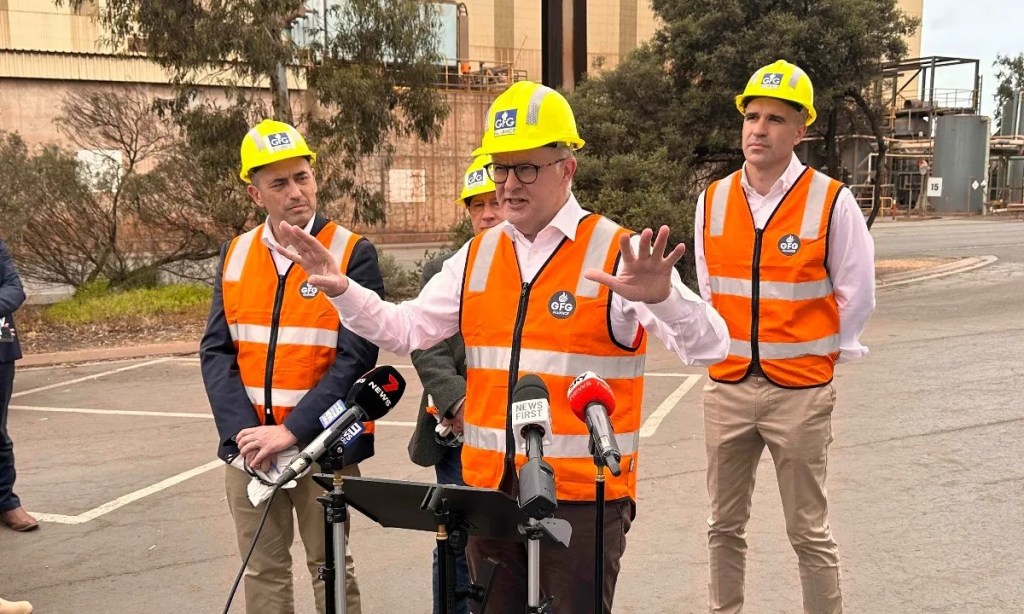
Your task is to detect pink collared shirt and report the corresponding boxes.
[694,154,875,363]
[330,194,730,366]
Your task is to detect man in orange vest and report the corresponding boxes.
[408,154,504,614]
[200,120,384,614]
[694,60,876,613]
[273,81,730,612]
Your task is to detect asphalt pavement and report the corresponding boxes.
[1,217,1022,613]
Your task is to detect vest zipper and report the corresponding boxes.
[263,272,288,425]
[503,281,532,476]
[750,228,763,373]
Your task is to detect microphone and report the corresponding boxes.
[567,371,622,477]
[510,374,553,451]
[275,365,406,486]
[511,374,557,519]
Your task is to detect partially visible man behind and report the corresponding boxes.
[408,154,503,614]
[200,119,384,614]
[694,60,875,614]
[0,237,36,535]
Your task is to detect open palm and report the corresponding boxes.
[584,226,685,304]
[273,221,350,296]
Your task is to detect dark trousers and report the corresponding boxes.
[467,498,632,614]
[0,360,20,513]
[434,445,471,614]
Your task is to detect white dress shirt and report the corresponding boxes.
[331,194,730,366]
[262,216,316,276]
[693,154,875,363]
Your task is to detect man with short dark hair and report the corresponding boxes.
[201,119,383,614]
[694,60,876,614]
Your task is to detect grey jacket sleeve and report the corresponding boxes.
[408,254,466,467]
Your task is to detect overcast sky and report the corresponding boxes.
[919,0,1024,117]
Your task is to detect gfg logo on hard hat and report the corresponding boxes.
[493,109,518,136]
[466,169,486,188]
[760,73,784,89]
[266,132,294,152]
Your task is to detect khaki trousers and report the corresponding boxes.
[703,376,842,614]
[225,463,362,614]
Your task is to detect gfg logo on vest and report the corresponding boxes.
[548,290,576,320]
[778,234,801,256]
[466,169,486,188]
[493,109,518,136]
[265,132,294,152]
[760,72,784,89]
[299,281,319,299]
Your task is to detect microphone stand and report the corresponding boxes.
[318,441,350,614]
[518,428,570,614]
[591,447,608,614]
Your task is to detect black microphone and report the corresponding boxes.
[567,371,621,476]
[511,374,557,519]
[275,365,406,486]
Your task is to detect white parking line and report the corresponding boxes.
[640,373,703,438]
[30,460,223,525]
[12,358,172,398]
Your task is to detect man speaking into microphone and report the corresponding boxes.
[272,82,730,612]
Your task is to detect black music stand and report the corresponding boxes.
[314,475,529,614]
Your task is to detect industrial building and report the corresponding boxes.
[6,0,1008,242]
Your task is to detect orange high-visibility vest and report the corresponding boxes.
[704,168,842,388]
[221,222,375,437]
[460,214,647,502]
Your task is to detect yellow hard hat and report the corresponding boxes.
[736,60,817,126]
[472,81,585,156]
[456,155,496,206]
[239,119,317,183]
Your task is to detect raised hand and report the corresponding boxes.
[583,225,685,304]
[273,221,349,297]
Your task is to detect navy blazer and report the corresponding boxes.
[199,215,384,464]
[0,239,26,363]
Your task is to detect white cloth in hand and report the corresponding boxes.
[227,445,304,506]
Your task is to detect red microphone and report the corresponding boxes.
[567,372,621,476]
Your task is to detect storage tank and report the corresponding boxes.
[998,90,1024,136]
[930,115,991,213]
[1008,157,1024,203]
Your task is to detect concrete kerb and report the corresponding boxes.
[20,341,199,369]
[877,255,998,289]
[17,255,997,368]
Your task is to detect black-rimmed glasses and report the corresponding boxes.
[484,157,568,185]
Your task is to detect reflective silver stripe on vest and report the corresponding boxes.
[710,276,833,301]
[575,217,621,299]
[228,323,337,348]
[527,85,555,125]
[729,334,840,360]
[463,423,639,457]
[466,346,646,380]
[328,226,354,264]
[707,173,736,237]
[223,227,260,283]
[244,386,309,408]
[800,171,833,239]
[466,226,503,293]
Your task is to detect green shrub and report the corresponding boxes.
[46,283,213,325]
[378,252,420,301]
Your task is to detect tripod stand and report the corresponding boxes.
[316,442,353,614]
